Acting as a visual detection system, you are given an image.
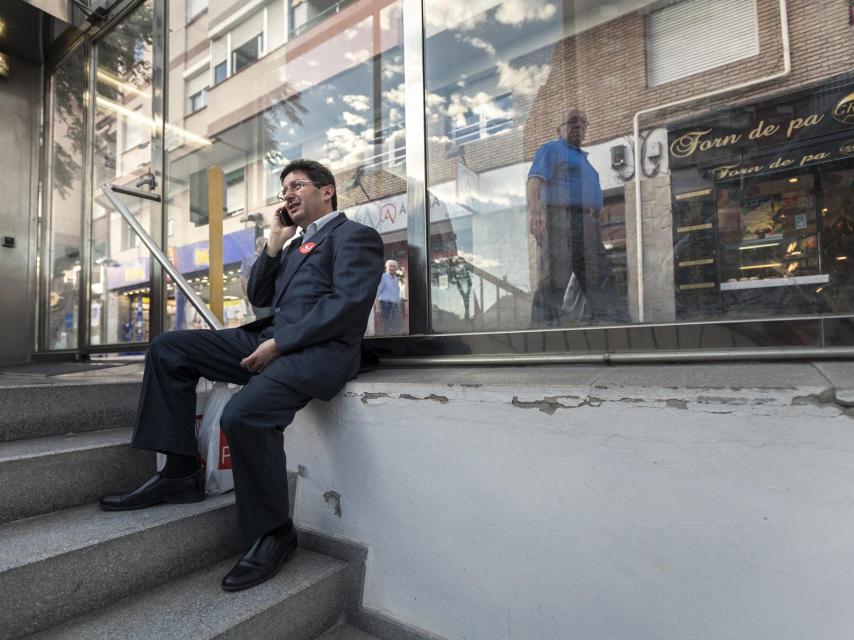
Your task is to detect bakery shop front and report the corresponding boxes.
[668,74,854,321]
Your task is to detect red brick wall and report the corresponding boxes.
[522,0,854,159]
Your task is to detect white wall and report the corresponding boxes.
[286,365,854,640]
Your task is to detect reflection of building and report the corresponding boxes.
[167,0,408,335]
[423,0,854,328]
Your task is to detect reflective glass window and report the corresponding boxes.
[45,47,87,349]
[90,1,156,345]
[423,0,851,333]
[166,0,408,334]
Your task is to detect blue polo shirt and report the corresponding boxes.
[528,139,603,209]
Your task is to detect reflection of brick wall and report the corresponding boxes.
[523,0,853,158]
[337,168,406,211]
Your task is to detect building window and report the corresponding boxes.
[646,0,759,87]
[188,89,207,113]
[290,0,345,37]
[187,0,207,22]
[122,108,146,151]
[231,33,263,74]
[225,168,245,215]
[185,68,209,114]
[213,61,227,85]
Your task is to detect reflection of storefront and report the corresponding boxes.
[106,227,259,337]
[669,75,854,320]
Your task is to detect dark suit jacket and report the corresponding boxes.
[243,212,383,401]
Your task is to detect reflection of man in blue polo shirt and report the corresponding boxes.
[527,108,628,326]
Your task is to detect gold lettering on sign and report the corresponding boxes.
[769,157,795,169]
[713,164,764,180]
[749,120,781,140]
[833,92,854,125]
[841,140,854,155]
[800,152,831,167]
[670,129,742,158]
[786,114,825,139]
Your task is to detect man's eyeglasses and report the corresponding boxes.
[277,179,321,201]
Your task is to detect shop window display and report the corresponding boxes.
[423,0,852,333]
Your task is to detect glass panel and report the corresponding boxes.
[166,0,408,335]
[424,0,850,333]
[90,1,156,345]
[45,46,87,349]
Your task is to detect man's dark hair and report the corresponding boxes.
[279,159,338,211]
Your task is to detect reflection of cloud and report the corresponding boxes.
[425,0,557,33]
[345,28,360,40]
[424,0,496,33]
[455,34,495,56]
[462,91,512,121]
[495,0,557,24]
[323,126,372,170]
[344,49,371,65]
[384,84,407,107]
[343,94,370,112]
[326,96,336,105]
[343,111,367,126]
[447,94,469,127]
[382,61,404,80]
[426,93,447,109]
[389,107,403,124]
[497,61,550,96]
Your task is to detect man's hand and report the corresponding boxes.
[240,338,281,373]
[266,207,298,256]
[529,209,546,244]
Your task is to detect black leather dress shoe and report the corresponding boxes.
[99,469,205,511]
[221,523,298,592]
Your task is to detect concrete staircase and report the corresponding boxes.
[0,376,380,640]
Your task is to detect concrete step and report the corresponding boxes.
[0,494,238,640]
[0,427,154,524]
[0,381,141,442]
[27,551,349,640]
[315,624,384,640]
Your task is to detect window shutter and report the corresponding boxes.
[647,0,758,87]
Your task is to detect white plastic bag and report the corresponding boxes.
[561,271,589,322]
[197,382,240,496]
[157,379,238,496]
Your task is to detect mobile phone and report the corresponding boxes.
[276,207,294,227]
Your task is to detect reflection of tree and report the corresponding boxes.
[262,90,310,162]
[432,255,473,321]
[52,4,154,197]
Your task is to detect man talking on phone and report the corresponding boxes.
[99,159,384,591]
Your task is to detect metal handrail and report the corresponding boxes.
[101,183,223,330]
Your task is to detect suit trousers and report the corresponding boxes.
[131,328,312,547]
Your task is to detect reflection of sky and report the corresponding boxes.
[171,46,406,180]
[425,2,561,92]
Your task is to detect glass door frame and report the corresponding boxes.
[40,0,168,356]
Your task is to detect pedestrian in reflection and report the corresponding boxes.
[527,107,628,326]
[240,236,272,320]
[376,259,402,333]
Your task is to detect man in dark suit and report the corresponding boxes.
[99,159,384,592]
